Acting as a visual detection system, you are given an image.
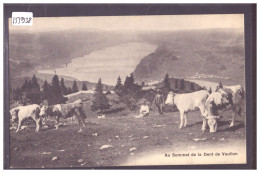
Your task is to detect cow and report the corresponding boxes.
[135,101,151,118]
[204,85,244,132]
[10,104,41,133]
[39,99,86,132]
[165,90,210,130]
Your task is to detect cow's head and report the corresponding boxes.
[39,106,48,124]
[205,115,220,133]
[165,91,174,105]
[10,108,19,123]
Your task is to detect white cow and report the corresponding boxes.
[135,104,151,118]
[205,85,244,132]
[165,90,210,130]
[10,104,41,132]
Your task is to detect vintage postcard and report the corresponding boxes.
[5,7,253,168]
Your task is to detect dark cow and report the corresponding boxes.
[39,99,86,132]
[205,85,244,132]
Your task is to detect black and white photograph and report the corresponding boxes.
[4,4,256,169]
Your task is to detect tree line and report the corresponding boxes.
[10,74,88,105]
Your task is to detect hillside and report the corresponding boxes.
[133,29,245,85]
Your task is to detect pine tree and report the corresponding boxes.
[21,79,29,91]
[218,82,223,88]
[164,73,171,91]
[72,80,79,93]
[31,74,40,91]
[82,82,88,90]
[60,77,67,95]
[114,76,122,91]
[129,73,135,86]
[180,79,185,90]
[67,87,72,94]
[49,74,66,105]
[124,76,130,88]
[91,78,110,113]
[42,80,51,99]
[190,82,195,91]
[175,80,178,89]
[209,87,212,93]
[52,75,61,96]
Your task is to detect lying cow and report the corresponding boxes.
[10,104,41,133]
[205,85,244,132]
[135,102,151,118]
[39,99,86,132]
[165,90,210,130]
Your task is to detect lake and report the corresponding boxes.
[38,42,157,85]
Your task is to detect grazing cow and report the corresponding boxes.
[205,85,244,132]
[10,104,41,132]
[165,90,210,130]
[39,99,86,132]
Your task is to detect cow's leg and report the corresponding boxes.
[230,110,235,127]
[179,110,184,129]
[74,109,83,132]
[16,118,22,132]
[201,118,207,131]
[55,116,60,130]
[31,116,40,132]
[184,112,188,127]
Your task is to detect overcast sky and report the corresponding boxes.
[9,14,244,33]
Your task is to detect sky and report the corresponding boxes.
[9,14,244,33]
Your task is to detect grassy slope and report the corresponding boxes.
[9,106,246,168]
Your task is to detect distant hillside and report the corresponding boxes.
[133,29,245,85]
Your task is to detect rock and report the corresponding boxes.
[130,138,135,141]
[153,124,167,128]
[115,136,119,138]
[187,146,196,149]
[59,150,65,152]
[143,136,149,139]
[77,159,83,163]
[131,153,134,156]
[193,138,207,142]
[129,147,136,152]
[100,145,113,150]
[52,156,58,161]
[220,138,225,141]
[21,126,27,130]
[92,133,98,136]
[42,152,51,155]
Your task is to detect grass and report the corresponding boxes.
[9,106,246,168]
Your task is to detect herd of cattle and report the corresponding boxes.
[9,84,244,133]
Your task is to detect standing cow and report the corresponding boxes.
[165,90,210,130]
[10,104,41,132]
[39,99,86,132]
[205,85,244,132]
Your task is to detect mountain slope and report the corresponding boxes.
[133,29,245,85]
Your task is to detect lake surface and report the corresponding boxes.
[38,42,157,85]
